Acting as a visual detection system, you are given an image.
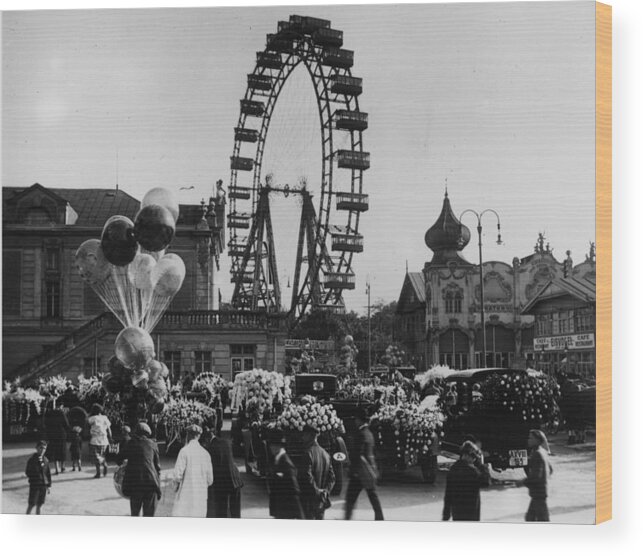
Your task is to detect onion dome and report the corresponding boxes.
[425,191,472,265]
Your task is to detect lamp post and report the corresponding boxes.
[366,281,372,377]
[458,209,502,368]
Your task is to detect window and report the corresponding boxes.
[3,251,21,316]
[439,352,468,370]
[445,291,463,314]
[46,247,60,271]
[45,280,61,318]
[163,351,181,382]
[230,344,255,374]
[575,308,594,333]
[84,283,105,315]
[195,351,212,374]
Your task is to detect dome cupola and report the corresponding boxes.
[424,191,471,265]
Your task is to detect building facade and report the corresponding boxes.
[2,183,288,383]
[396,192,596,372]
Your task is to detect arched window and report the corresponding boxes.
[445,290,463,314]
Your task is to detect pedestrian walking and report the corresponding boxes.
[298,424,335,519]
[120,422,162,517]
[87,404,112,478]
[206,431,244,518]
[344,408,384,521]
[267,429,304,519]
[25,440,52,515]
[44,405,70,474]
[523,429,554,522]
[171,424,213,517]
[68,426,83,471]
[442,440,490,521]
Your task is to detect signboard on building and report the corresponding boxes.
[534,333,595,351]
[285,339,335,351]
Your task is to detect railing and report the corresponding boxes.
[158,310,287,331]
[10,312,116,379]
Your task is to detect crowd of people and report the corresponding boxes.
[23,401,554,522]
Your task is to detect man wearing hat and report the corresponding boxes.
[171,424,213,517]
[344,408,384,520]
[120,422,162,517]
[25,440,52,515]
[205,429,244,518]
[298,424,335,519]
[267,429,304,519]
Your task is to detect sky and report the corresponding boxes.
[1,1,596,314]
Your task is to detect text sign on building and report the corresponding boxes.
[285,339,335,351]
[534,333,595,351]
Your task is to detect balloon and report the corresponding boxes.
[115,327,155,370]
[108,355,130,380]
[75,239,112,285]
[134,205,175,252]
[131,369,149,389]
[152,253,186,297]
[141,187,180,223]
[101,215,138,266]
[102,373,123,394]
[148,398,165,414]
[146,360,163,381]
[128,253,156,291]
[160,362,170,379]
[345,335,354,345]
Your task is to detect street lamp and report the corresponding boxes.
[366,281,372,377]
[458,209,502,368]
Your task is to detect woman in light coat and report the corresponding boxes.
[171,424,213,517]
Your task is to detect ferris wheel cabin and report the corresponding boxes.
[337,150,370,170]
[230,156,254,171]
[227,213,251,229]
[321,47,354,69]
[231,271,254,284]
[331,75,362,96]
[247,74,273,91]
[228,239,248,257]
[335,109,368,131]
[336,192,369,212]
[256,51,283,69]
[240,99,265,117]
[234,127,258,143]
[228,185,252,200]
[331,232,364,253]
[324,271,356,290]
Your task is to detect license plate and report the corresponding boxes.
[508,449,528,467]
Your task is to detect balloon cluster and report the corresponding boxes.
[102,354,170,416]
[75,188,185,390]
[74,187,185,334]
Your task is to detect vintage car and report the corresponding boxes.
[440,368,535,471]
[293,373,337,400]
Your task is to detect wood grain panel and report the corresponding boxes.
[595,0,612,525]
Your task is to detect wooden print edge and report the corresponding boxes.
[595,0,612,525]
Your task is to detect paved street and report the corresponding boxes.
[2,430,595,523]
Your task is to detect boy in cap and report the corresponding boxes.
[25,440,52,514]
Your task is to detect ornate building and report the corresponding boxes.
[2,183,288,383]
[396,192,595,371]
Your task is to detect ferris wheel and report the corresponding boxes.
[228,15,369,322]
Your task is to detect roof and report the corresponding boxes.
[396,271,426,312]
[521,276,596,314]
[407,272,426,303]
[3,185,208,227]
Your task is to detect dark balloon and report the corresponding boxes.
[101,215,138,266]
[134,204,175,252]
[102,372,123,395]
[108,355,130,380]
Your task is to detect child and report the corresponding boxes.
[69,426,83,471]
[25,440,52,515]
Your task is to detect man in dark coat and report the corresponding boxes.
[442,440,490,521]
[298,425,336,519]
[267,430,304,519]
[120,422,162,517]
[344,409,384,520]
[25,440,52,515]
[206,432,244,518]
